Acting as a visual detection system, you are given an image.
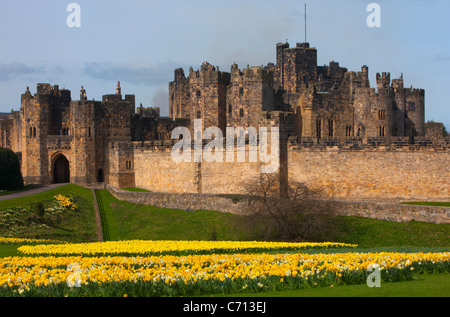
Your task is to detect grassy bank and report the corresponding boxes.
[1,185,449,248]
[0,184,98,243]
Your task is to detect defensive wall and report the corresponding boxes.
[115,136,450,201]
[107,185,450,224]
[105,135,450,224]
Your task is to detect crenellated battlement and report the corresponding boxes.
[188,61,231,85]
[230,64,273,84]
[289,136,450,151]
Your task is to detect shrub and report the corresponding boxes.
[0,148,24,191]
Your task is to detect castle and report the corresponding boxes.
[170,42,425,140]
[1,42,448,201]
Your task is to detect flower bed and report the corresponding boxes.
[1,251,448,297]
[17,240,357,257]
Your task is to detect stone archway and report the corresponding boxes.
[53,154,70,184]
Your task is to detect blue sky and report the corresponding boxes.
[0,0,449,128]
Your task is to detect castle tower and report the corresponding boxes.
[69,99,97,184]
[20,84,53,184]
[227,64,275,129]
[188,62,231,134]
[404,88,425,137]
[391,74,406,136]
[374,72,393,138]
[169,68,190,120]
[275,42,318,93]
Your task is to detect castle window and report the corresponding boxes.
[378,125,385,137]
[408,102,416,111]
[239,108,244,118]
[33,127,36,137]
[239,87,244,96]
[228,104,232,118]
[196,110,201,119]
[196,90,201,98]
[345,125,352,137]
[316,118,322,138]
[378,110,386,120]
[328,118,334,137]
[88,127,91,137]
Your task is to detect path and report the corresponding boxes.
[0,183,68,201]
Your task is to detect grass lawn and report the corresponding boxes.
[122,188,151,192]
[0,185,39,196]
[0,184,94,210]
[95,189,248,241]
[95,189,450,247]
[0,184,98,243]
[0,185,449,297]
[401,202,450,207]
[205,273,450,297]
[1,185,449,248]
[336,216,450,248]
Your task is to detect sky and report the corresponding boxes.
[0,0,449,128]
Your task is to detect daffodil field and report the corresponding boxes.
[1,238,449,297]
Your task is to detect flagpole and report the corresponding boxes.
[305,3,307,43]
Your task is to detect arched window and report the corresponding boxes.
[239,108,244,118]
[196,110,201,119]
[328,118,334,137]
[346,125,352,137]
[316,117,322,138]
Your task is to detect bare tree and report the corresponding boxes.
[241,173,341,242]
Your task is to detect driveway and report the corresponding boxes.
[0,183,68,201]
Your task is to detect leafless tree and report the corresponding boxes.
[240,173,341,242]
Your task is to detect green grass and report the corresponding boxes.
[0,185,449,248]
[336,216,450,248]
[0,244,21,257]
[400,202,450,207]
[92,190,450,247]
[95,189,248,241]
[122,188,151,192]
[204,273,450,297]
[1,186,449,297]
[0,184,93,210]
[0,184,98,243]
[0,185,38,196]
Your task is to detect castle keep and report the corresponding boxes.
[170,42,425,140]
[1,42,448,201]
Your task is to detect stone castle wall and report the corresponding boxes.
[129,137,450,202]
[107,185,450,224]
[288,139,450,200]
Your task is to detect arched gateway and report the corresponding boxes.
[53,154,70,183]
